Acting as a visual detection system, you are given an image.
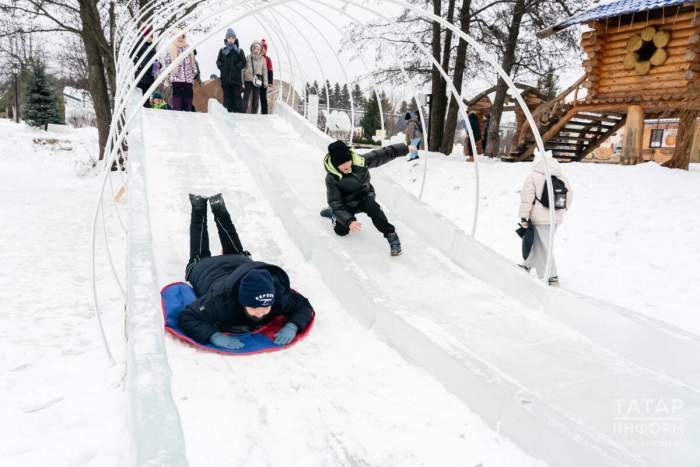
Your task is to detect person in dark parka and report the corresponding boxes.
[465,111,482,157]
[178,193,315,350]
[216,28,246,113]
[319,140,417,256]
[131,27,160,108]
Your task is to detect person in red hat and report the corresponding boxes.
[260,39,274,114]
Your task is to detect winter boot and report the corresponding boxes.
[189,193,208,211]
[548,277,560,288]
[387,232,402,256]
[519,264,531,273]
[209,193,227,216]
[320,207,333,219]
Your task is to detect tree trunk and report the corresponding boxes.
[429,0,444,152]
[620,105,645,166]
[689,118,700,164]
[663,110,699,170]
[78,0,113,160]
[484,0,526,158]
[440,0,472,155]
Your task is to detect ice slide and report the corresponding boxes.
[127,99,700,466]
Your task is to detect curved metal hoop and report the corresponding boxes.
[93,0,555,362]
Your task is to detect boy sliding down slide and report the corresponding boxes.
[178,193,315,350]
[320,140,417,256]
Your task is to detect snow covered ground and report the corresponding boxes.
[0,120,128,465]
[379,149,700,335]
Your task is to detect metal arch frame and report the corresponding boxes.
[304,0,430,172]
[263,8,332,127]
[93,0,554,362]
[296,3,386,139]
[243,3,301,111]
[274,5,356,143]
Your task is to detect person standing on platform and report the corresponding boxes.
[164,28,196,112]
[241,40,268,114]
[216,28,246,113]
[131,26,159,108]
[259,39,274,114]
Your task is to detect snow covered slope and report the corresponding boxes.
[139,109,543,467]
[208,100,699,466]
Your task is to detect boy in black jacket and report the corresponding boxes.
[178,193,315,350]
[320,140,416,256]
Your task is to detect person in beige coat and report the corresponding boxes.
[241,40,268,114]
[517,153,573,286]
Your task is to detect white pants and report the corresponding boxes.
[523,224,558,279]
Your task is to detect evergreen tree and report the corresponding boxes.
[332,82,342,108]
[340,84,351,110]
[399,100,408,115]
[24,61,61,130]
[537,65,559,101]
[313,80,324,107]
[352,83,365,110]
[360,91,381,143]
[409,96,418,113]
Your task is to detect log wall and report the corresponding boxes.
[584,13,700,107]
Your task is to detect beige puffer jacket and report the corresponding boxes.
[241,41,268,87]
[518,157,573,225]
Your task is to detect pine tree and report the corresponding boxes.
[537,65,559,101]
[360,91,381,143]
[352,83,365,110]
[409,96,418,113]
[340,84,351,110]
[332,82,342,108]
[24,61,61,130]
[399,100,408,114]
[313,80,324,107]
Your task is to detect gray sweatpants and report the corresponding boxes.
[523,224,558,279]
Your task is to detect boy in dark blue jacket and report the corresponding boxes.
[178,193,314,350]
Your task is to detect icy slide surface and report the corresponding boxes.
[140,109,543,467]
[217,104,699,467]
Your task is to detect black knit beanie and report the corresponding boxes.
[328,140,352,168]
[405,112,412,121]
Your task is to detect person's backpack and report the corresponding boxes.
[417,120,424,134]
[535,176,568,210]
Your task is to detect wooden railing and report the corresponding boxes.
[517,74,587,146]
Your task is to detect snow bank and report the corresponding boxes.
[125,92,188,466]
[383,155,700,331]
[0,120,127,465]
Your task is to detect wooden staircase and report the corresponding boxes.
[503,75,627,162]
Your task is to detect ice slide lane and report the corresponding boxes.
[210,102,700,467]
[139,109,544,467]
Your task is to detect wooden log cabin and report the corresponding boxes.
[505,0,700,168]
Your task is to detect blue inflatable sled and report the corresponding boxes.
[161,282,314,355]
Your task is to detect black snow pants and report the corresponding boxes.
[222,83,243,113]
[185,204,246,280]
[260,86,269,114]
[242,81,261,114]
[332,197,395,237]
